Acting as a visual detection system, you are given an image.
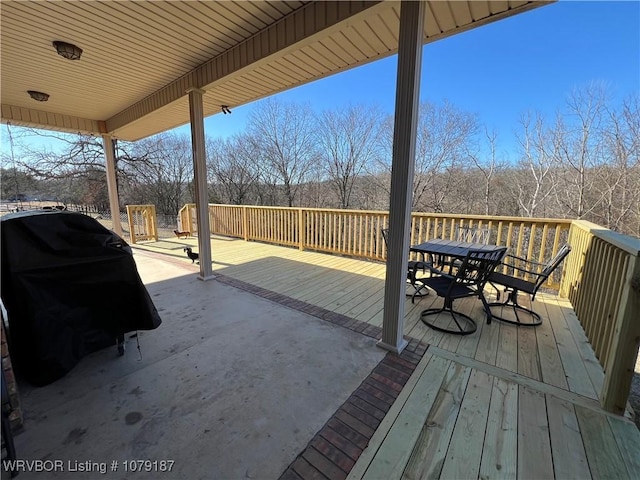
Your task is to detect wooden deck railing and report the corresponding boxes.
[175,203,639,413]
[180,203,572,288]
[125,204,158,244]
[561,220,640,414]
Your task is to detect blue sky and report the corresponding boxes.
[7,1,640,161]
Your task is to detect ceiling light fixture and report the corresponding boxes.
[27,90,50,102]
[53,40,83,60]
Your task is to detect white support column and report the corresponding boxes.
[378,1,425,354]
[101,134,123,236]
[187,88,214,281]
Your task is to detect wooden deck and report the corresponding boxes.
[135,235,640,479]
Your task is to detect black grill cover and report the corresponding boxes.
[1,210,161,385]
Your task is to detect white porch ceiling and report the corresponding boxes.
[1,1,551,142]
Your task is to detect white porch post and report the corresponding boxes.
[187,88,214,281]
[101,134,123,236]
[378,0,425,353]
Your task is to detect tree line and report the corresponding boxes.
[2,83,638,237]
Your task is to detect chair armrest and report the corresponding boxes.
[503,253,545,267]
[412,260,440,272]
[496,254,546,277]
[410,260,446,278]
[500,254,546,274]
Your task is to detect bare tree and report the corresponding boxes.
[12,127,163,210]
[510,112,557,217]
[248,98,319,207]
[1,125,38,203]
[0,167,38,201]
[367,123,393,206]
[316,104,382,208]
[467,127,503,215]
[16,129,155,181]
[297,180,333,208]
[374,101,479,212]
[598,93,640,235]
[121,133,194,214]
[208,134,260,205]
[551,84,608,219]
[418,103,478,213]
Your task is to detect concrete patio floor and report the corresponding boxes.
[9,250,386,479]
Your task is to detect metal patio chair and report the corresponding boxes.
[488,244,572,326]
[381,228,438,303]
[420,247,507,335]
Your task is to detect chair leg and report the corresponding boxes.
[488,289,542,326]
[410,280,430,303]
[479,292,494,325]
[407,272,429,302]
[420,300,477,335]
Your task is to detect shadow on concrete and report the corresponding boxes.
[12,252,386,479]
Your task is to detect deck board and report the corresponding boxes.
[479,378,518,479]
[496,322,518,372]
[360,356,451,479]
[546,395,591,480]
[402,361,471,479]
[551,296,605,396]
[517,327,541,381]
[608,414,640,478]
[547,298,599,400]
[346,352,436,480]
[453,300,485,358]
[517,385,554,479]
[312,271,382,309]
[474,312,500,365]
[133,237,640,480]
[439,370,493,479]
[536,301,569,390]
[575,405,630,478]
[295,260,380,300]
